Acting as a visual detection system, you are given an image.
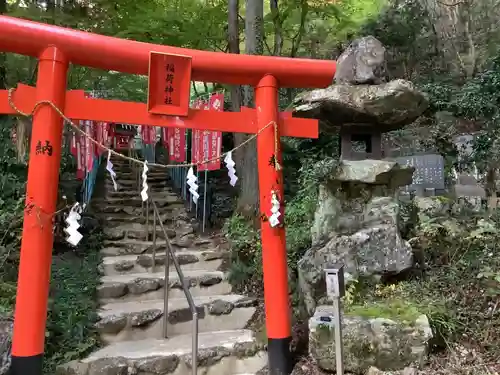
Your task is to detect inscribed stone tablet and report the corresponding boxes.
[393,153,445,191]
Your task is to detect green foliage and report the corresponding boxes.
[43,232,103,374]
[404,209,500,350]
[224,213,262,293]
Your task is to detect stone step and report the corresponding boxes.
[98,200,184,213]
[101,249,226,275]
[94,202,184,215]
[95,212,173,225]
[102,222,193,242]
[105,190,180,200]
[100,238,216,256]
[93,196,181,207]
[105,178,167,188]
[98,270,230,303]
[104,185,168,195]
[97,294,257,343]
[112,172,167,181]
[56,330,266,375]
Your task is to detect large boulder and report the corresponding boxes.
[334,36,387,85]
[292,79,428,133]
[309,305,432,374]
[298,223,413,315]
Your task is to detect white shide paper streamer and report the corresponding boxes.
[269,190,281,227]
[64,203,83,246]
[141,161,149,201]
[186,167,200,204]
[224,151,238,186]
[106,150,118,191]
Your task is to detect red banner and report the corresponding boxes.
[161,127,168,147]
[107,124,115,148]
[141,125,156,145]
[84,120,94,171]
[193,94,223,171]
[70,131,77,157]
[191,99,203,166]
[94,122,103,156]
[206,93,223,171]
[76,121,85,180]
[168,127,186,162]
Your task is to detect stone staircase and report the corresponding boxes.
[57,158,267,375]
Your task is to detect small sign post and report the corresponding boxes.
[325,264,345,375]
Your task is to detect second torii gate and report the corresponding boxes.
[0,15,336,375]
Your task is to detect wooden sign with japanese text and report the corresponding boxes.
[148,52,192,117]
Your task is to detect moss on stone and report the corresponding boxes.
[345,298,421,323]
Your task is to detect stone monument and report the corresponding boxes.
[292,36,432,374]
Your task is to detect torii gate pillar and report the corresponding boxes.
[10,46,68,375]
[256,74,291,374]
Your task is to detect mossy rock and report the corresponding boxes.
[309,305,432,374]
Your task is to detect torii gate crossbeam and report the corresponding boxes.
[0,15,336,375]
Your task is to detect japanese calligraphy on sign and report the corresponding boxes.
[393,153,445,192]
[35,140,53,156]
[148,52,192,117]
[168,127,186,162]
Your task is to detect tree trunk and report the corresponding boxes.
[0,0,6,90]
[228,0,243,162]
[234,0,263,218]
[270,0,283,56]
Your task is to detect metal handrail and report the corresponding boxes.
[127,147,198,374]
[150,197,199,375]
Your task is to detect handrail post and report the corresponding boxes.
[152,198,198,372]
[191,311,198,375]
[163,211,170,339]
[151,198,157,273]
[145,197,150,242]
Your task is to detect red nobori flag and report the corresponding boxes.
[168,127,186,162]
[101,122,111,149]
[76,121,85,179]
[106,123,115,147]
[191,99,204,166]
[70,130,77,157]
[196,95,223,171]
[94,122,104,156]
[141,125,156,145]
[206,93,223,171]
[162,127,169,147]
[84,120,94,171]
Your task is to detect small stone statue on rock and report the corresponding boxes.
[334,36,387,85]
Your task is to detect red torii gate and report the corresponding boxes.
[0,15,336,375]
